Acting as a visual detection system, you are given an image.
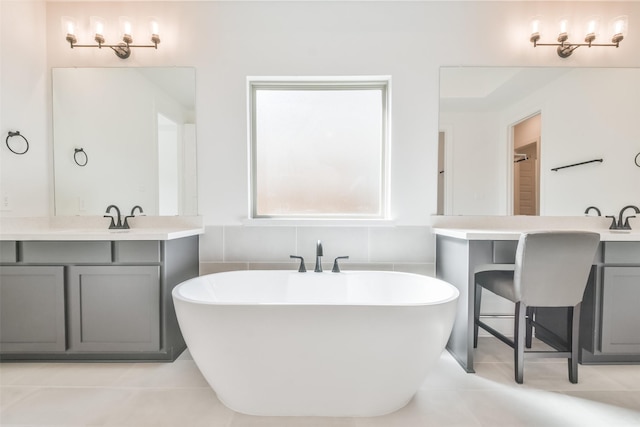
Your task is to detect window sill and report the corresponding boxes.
[241,218,396,227]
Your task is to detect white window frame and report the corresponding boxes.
[247,76,391,221]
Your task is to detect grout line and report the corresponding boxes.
[221,225,226,263]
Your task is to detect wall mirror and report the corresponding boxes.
[439,67,639,217]
[52,67,197,216]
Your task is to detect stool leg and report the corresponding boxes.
[525,306,534,348]
[569,303,581,384]
[514,301,526,384]
[474,284,482,348]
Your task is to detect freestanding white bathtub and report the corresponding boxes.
[172,270,459,417]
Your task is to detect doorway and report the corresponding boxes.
[513,114,541,216]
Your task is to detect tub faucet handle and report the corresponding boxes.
[290,255,306,273]
[332,256,350,273]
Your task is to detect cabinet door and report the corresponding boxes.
[0,266,66,352]
[69,266,160,352]
[601,267,640,354]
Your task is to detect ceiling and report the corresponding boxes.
[439,67,572,113]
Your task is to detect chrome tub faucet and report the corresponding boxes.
[291,241,348,273]
[315,240,323,272]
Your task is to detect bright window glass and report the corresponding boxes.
[250,79,389,219]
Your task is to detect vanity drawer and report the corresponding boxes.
[603,242,640,264]
[0,241,17,262]
[114,241,160,263]
[22,241,112,263]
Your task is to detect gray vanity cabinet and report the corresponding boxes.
[577,241,640,363]
[600,266,640,354]
[0,236,199,361]
[0,266,66,352]
[68,265,160,352]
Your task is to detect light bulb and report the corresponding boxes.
[149,18,160,45]
[120,17,133,44]
[559,19,568,34]
[611,16,627,44]
[558,19,569,43]
[90,16,105,44]
[585,18,598,43]
[61,16,77,44]
[530,18,541,44]
[531,19,540,34]
[614,20,624,34]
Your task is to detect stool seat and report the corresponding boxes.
[475,270,516,302]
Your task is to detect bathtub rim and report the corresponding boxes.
[172,270,460,307]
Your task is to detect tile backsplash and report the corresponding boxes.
[199,225,434,276]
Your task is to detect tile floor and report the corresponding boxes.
[1,337,640,427]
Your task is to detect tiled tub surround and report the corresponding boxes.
[198,216,639,276]
[199,224,435,276]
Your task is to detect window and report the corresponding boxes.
[249,78,390,219]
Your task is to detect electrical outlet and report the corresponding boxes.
[78,197,86,212]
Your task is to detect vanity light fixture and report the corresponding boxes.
[530,16,627,58]
[62,16,160,59]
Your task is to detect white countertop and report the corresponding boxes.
[431,215,640,242]
[433,227,640,242]
[0,216,204,241]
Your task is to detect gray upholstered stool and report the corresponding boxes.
[474,231,600,384]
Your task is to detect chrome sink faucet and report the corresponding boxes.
[618,205,640,230]
[584,206,601,216]
[104,205,127,229]
[123,205,144,229]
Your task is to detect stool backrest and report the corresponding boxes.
[514,231,600,307]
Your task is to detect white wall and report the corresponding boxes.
[2,1,640,269]
[0,0,49,217]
